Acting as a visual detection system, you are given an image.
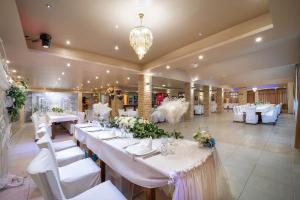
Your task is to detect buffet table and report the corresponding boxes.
[74,124,232,200]
[47,112,78,139]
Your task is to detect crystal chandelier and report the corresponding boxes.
[129,13,153,60]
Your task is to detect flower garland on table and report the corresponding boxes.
[52,107,64,113]
[5,80,27,123]
[110,116,184,139]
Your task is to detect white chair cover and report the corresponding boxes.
[233,106,243,122]
[27,149,124,200]
[245,106,258,124]
[262,108,277,124]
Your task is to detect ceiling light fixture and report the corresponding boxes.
[129,12,153,60]
[58,77,61,81]
[127,77,130,80]
[106,70,110,74]
[255,37,262,43]
[17,75,21,79]
[115,25,119,29]
[114,45,119,50]
[166,65,170,69]
[61,72,65,75]
[12,69,17,73]
[198,55,204,60]
[192,63,198,68]
[116,81,119,84]
[95,76,99,79]
[162,84,166,87]
[87,80,90,84]
[46,3,52,8]
[252,87,258,92]
[67,63,71,67]
[6,60,10,64]
[66,40,71,45]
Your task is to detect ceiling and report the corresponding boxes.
[0,0,299,91]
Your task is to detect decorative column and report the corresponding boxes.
[287,81,294,114]
[138,74,152,120]
[254,91,259,103]
[184,82,194,120]
[77,92,83,112]
[203,85,211,117]
[238,87,247,105]
[216,88,224,113]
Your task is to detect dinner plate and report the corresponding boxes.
[125,145,156,156]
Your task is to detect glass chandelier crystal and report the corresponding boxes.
[129,13,153,60]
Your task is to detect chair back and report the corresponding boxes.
[27,149,65,200]
[36,134,59,169]
[77,112,85,123]
[246,106,256,116]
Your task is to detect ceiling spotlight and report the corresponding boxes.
[61,72,65,75]
[100,85,103,89]
[67,63,71,67]
[106,70,110,74]
[252,87,258,92]
[255,37,262,43]
[115,81,119,84]
[12,69,17,73]
[40,33,52,48]
[58,77,61,81]
[198,55,204,60]
[66,40,71,45]
[95,76,99,79]
[46,3,52,8]
[95,88,97,90]
[6,60,10,64]
[87,80,90,84]
[127,77,130,80]
[17,75,21,79]
[114,45,119,50]
[107,83,110,87]
[198,32,203,37]
[115,25,119,29]
[162,84,166,87]
[166,65,170,69]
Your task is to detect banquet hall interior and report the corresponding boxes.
[0,0,300,200]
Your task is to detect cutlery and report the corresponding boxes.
[142,151,160,159]
[122,142,139,149]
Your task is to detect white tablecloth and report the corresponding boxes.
[74,125,232,200]
[47,112,79,123]
[255,105,273,113]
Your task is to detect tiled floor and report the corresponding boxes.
[4,111,300,200]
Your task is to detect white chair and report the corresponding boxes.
[32,113,52,140]
[245,106,258,124]
[27,148,125,200]
[233,106,244,122]
[262,108,277,124]
[194,105,203,115]
[37,134,84,167]
[69,112,86,135]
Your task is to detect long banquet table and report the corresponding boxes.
[74,124,232,200]
[47,112,79,139]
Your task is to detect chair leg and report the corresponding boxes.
[99,159,106,182]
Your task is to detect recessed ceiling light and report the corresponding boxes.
[115,25,119,29]
[46,3,52,8]
[255,37,262,43]
[106,70,110,74]
[162,84,166,87]
[107,83,110,87]
[127,77,130,80]
[66,40,71,45]
[95,76,99,79]
[166,65,170,69]
[61,72,65,75]
[115,81,119,84]
[87,80,90,84]
[67,63,71,67]
[58,77,61,81]
[17,75,21,79]
[6,60,10,64]
[100,85,103,88]
[198,32,203,37]
[198,55,204,60]
[114,46,119,50]
[95,87,97,90]
[12,69,17,73]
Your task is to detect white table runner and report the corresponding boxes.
[74,125,232,200]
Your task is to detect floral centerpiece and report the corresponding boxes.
[193,130,216,148]
[52,107,64,113]
[5,80,27,122]
[110,116,183,139]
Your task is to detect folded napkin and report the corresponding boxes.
[96,130,117,140]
